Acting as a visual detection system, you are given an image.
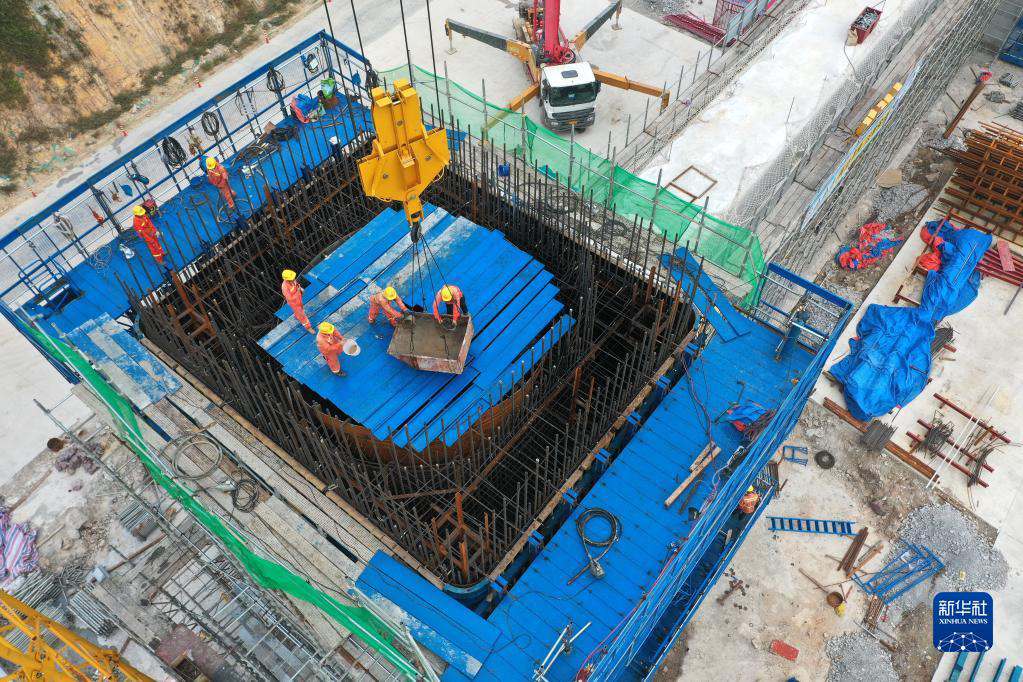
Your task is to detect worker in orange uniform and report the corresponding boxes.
[432,285,469,326]
[738,486,761,514]
[281,269,314,333]
[316,322,346,376]
[205,157,236,209]
[132,205,166,266]
[368,286,410,327]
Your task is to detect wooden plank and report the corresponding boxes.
[998,239,1016,272]
[664,445,720,507]
[821,397,936,478]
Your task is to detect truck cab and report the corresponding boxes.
[539,62,600,132]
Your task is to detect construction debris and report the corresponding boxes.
[898,504,1009,599]
[825,631,899,682]
[874,183,927,223]
[54,443,100,475]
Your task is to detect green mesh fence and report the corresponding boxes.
[380,65,766,304]
[23,321,420,680]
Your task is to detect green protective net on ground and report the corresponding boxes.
[378,64,767,307]
[23,322,420,680]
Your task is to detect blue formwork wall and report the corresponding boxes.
[354,262,853,681]
[0,32,372,374]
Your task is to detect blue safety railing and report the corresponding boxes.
[586,264,853,680]
[0,32,371,311]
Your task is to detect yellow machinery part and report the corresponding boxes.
[358,79,450,229]
[592,68,670,111]
[0,589,154,681]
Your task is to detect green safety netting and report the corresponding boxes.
[379,64,766,305]
[23,322,420,679]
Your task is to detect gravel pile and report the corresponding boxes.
[898,504,1009,598]
[825,632,899,682]
[874,182,927,223]
[922,128,967,152]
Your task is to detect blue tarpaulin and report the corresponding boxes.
[830,223,990,421]
[919,221,991,322]
[830,305,933,421]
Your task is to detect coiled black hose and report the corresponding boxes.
[266,66,285,93]
[569,508,621,583]
[200,111,221,137]
[160,136,187,167]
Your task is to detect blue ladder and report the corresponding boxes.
[767,516,856,536]
[781,444,808,466]
[852,543,943,604]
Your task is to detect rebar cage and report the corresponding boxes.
[127,113,701,587]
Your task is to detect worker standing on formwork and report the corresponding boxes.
[205,158,236,209]
[432,285,468,327]
[281,269,314,333]
[131,205,166,266]
[368,286,410,327]
[738,486,761,514]
[316,322,347,376]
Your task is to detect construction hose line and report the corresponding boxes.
[266,66,286,93]
[200,111,221,137]
[164,432,224,481]
[160,136,187,168]
[230,476,260,512]
[573,508,621,581]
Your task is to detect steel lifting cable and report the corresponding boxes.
[266,66,286,93]
[160,136,187,168]
[200,111,221,137]
[568,508,621,584]
[164,432,224,481]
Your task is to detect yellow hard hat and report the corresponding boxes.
[205,157,218,170]
[282,269,297,282]
[440,286,453,302]
[746,486,755,494]
[318,321,334,334]
[384,286,398,301]
[132,205,146,216]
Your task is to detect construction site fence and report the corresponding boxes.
[16,309,422,679]
[588,265,853,679]
[0,31,371,310]
[773,0,999,271]
[724,0,945,242]
[374,62,766,305]
[617,0,810,174]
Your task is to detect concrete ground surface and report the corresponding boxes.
[656,50,1023,682]
[637,0,922,216]
[363,0,706,155]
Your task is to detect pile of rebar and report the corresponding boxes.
[940,122,1023,246]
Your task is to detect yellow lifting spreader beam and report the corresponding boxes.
[357,79,450,239]
[0,589,154,681]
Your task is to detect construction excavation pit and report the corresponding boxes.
[127,131,698,587]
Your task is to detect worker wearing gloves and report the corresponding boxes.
[368,285,409,327]
[432,284,469,326]
[131,205,166,266]
[281,269,314,333]
[316,322,347,376]
[205,158,236,209]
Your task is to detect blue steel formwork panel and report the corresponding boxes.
[356,264,851,681]
[258,205,572,450]
[0,32,373,341]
